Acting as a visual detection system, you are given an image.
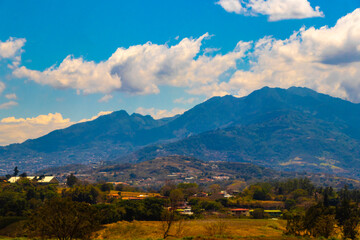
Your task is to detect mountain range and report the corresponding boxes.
[1,86,360,178]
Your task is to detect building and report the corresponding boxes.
[177,207,194,215]
[8,176,59,184]
[231,208,250,216]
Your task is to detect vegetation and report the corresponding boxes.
[2,175,360,239]
[27,197,99,240]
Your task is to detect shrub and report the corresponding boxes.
[27,198,99,240]
[203,219,229,236]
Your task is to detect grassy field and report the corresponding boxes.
[94,218,298,240]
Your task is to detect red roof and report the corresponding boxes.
[230,208,249,211]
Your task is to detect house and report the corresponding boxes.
[8,176,59,184]
[177,207,194,215]
[36,176,59,184]
[220,190,233,198]
[231,208,250,217]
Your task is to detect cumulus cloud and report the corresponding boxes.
[0,37,26,60]
[0,111,114,146]
[216,0,324,21]
[216,0,245,14]
[13,33,248,95]
[206,8,360,102]
[5,93,17,100]
[0,101,18,110]
[0,113,72,146]
[135,107,185,119]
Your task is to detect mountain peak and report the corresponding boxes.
[3,86,360,175]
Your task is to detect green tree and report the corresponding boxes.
[336,186,360,240]
[284,199,296,210]
[66,173,78,187]
[13,166,19,177]
[19,172,27,178]
[63,185,100,204]
[177,183,198,199]
[285,213,304,236]
[252,208,265,219]
[162,189,184,239]
[303,203,336,238]
[99,183,113,192]
[27,198,99,240]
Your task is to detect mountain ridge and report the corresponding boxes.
[1,86,360,177]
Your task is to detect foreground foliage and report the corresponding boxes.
[27,198,99,240]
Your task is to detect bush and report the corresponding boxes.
[27,198,99,240]
[0,216,26,229]
[252,208,265,219]
[203,219,229,236]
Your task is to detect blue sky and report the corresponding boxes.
[0,0,359,145]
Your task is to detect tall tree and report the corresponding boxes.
[162,189,184,239]
[27,198,99,240]
[13,166,19,177]
[66,173,78,187]
[336,186,360,240]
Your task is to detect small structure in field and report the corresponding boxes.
[231,208,250,217]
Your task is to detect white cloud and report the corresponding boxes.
[0,111,114,146]
[216,0,245,14]
[98,94,113,103]
[208,8,360,102]
[14,55,121,94]
[13,33,248,95]
[0,37,26,60]
[0,113,72,146]
[135,107,185,119]
[0,82,5,95]
[216,0,324,21]
[0,101,18,110]
[174,97,199,104]
[78,111,113,123]
[5,93,17,100]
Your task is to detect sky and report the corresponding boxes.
[0,0,359,146]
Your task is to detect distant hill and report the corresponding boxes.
[120,110,360,176]
[39,155,360,188]
[1,86,360,178]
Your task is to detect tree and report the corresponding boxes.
[303,203,336,238]
[19,172,27,178]
[100,183,113,192]
[162,189,184,239]
[285,214,304,236]
[177,183,198,199]
[336,186,360,240]
[209,184,221,194]
[13,166,19,177]
[160,183,177,197]
[27,198,99,240]
[252,208,265,219]
[66,173,78,187]
[63,185,100,204]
